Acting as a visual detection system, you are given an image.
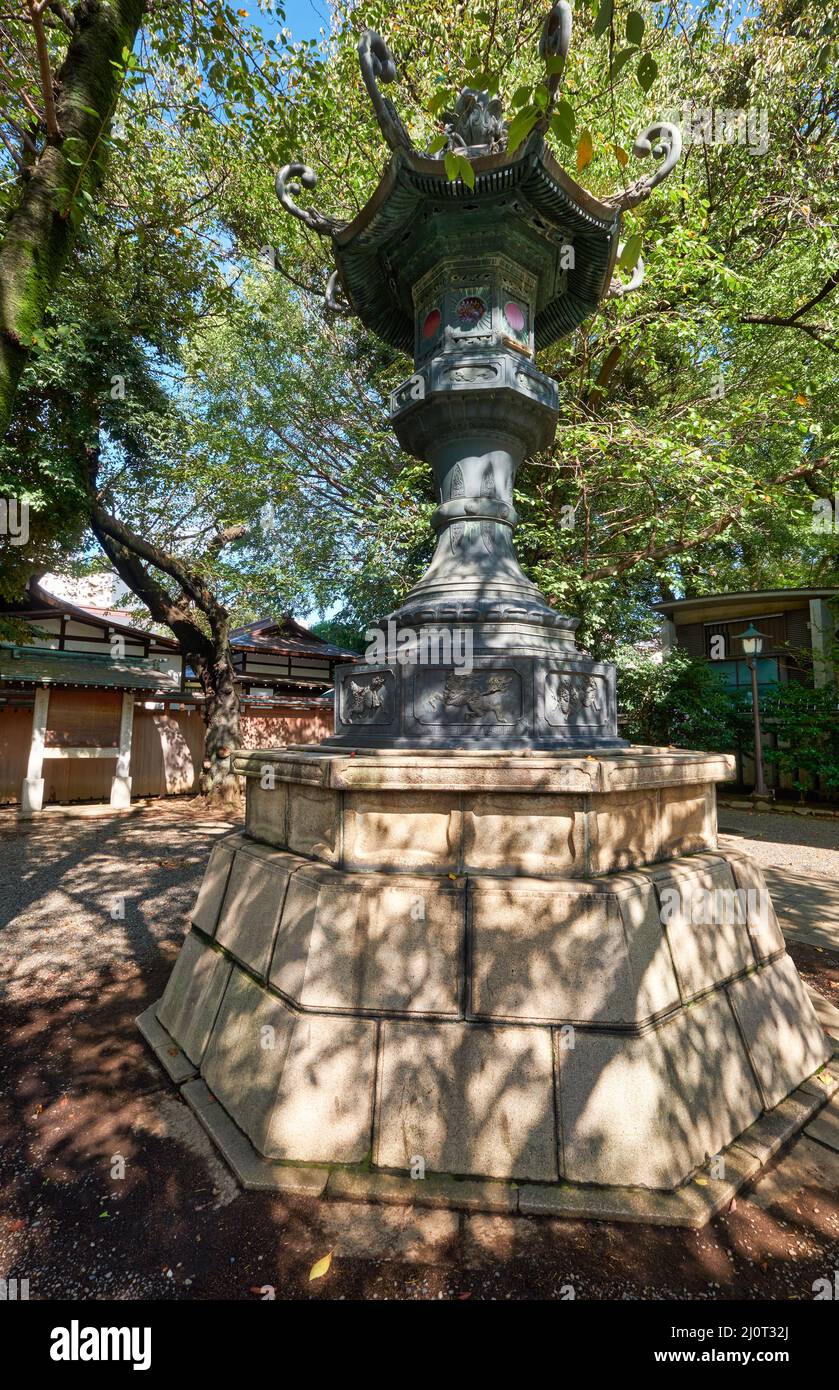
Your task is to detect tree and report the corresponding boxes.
[0,0,146,440]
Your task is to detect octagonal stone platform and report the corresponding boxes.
[138,746,834,1224]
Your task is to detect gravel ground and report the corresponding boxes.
[1,799,839,1302]
[718,805,839,877]
[0,802,237,1007]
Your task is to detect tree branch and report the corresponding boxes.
[741,269,839,353]
[27,0,60,139]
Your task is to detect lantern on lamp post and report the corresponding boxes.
[737,623,771,802]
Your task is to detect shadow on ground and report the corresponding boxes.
[1,803,839,1300]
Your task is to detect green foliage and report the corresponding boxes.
[2,0,838,655]
[762,681,839,794]
[614,646,749,749]
[310,618,368,654]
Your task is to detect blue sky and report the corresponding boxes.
[250,0,329,45]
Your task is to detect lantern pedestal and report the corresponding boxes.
[138,746,834,1224]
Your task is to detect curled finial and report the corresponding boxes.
[605,122,682,211]
[324,269,351,315]
[358,29,414,153]
[538,2,572,126]
[608,245,645,298]
[275,163,343,236]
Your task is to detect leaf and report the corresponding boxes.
[427,133,447,154]
[576,129,594,172]
[456,154,475,190]
[593,0,614,39]
[511,86,532,109]
[795,394,809,406]
[626,10,645,45]
[613,144,629,168]
[619,234,643,271]
[444,152,476,188]
[505,104,540,154]
[609,46,638,81]
[309,1252,333,1281]
[637,53,658,93]
[551,100,576,148]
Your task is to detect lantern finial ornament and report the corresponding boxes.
[274,162,344,237]
[358,29,414,153]
[538,1,573,125]
[605,121,683,210]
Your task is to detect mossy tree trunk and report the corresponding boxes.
[0,0,146,442]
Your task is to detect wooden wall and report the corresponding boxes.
[0,691,333,805]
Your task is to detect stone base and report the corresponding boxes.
[138,747,835,1225]
[141,1017,839,1227]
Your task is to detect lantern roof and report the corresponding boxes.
[332,136,620,354]
[275,6,681,354]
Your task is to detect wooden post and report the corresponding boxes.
[110,691,134,808]
[21,685,50,816]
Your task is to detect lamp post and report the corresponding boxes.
[737,622,771,802]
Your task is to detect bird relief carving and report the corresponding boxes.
[346,672,389,722]
[548,673,602,723]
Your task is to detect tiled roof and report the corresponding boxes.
[0,645,179,691]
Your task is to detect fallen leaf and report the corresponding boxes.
[309,1252,333,1281]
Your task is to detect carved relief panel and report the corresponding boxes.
[544,671,606,728]
[340,670,396,726]
[414,668,523,726]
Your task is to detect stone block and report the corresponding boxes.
[804,1096,839,1153]
[214,847,301,978]
[519,1145,760,1227]
[156,930,232,1066]
[469,875,678,1025]
[727,955,832,1110]
[245,779,289,848]
[136,1003,197,1084]
[269,865,462,1015]
[181,1078,329,1195]
[587,791,659,873]
[557,991,763,1188]
[191,835,238,933]
[326,1168,517,1213]
[461,793,584,875]
[375,1019,557,1182]
[286,784,340,864]
[201,967,375,1163]
[725,851,785,962]
[654,857,755,1000]
[659,784,715,858]
[342,790,460,872]
[735,1092,820,1165]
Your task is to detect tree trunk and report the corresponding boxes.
[194,638,243,804]
[88,508,244,808]
[0,0,146,441]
